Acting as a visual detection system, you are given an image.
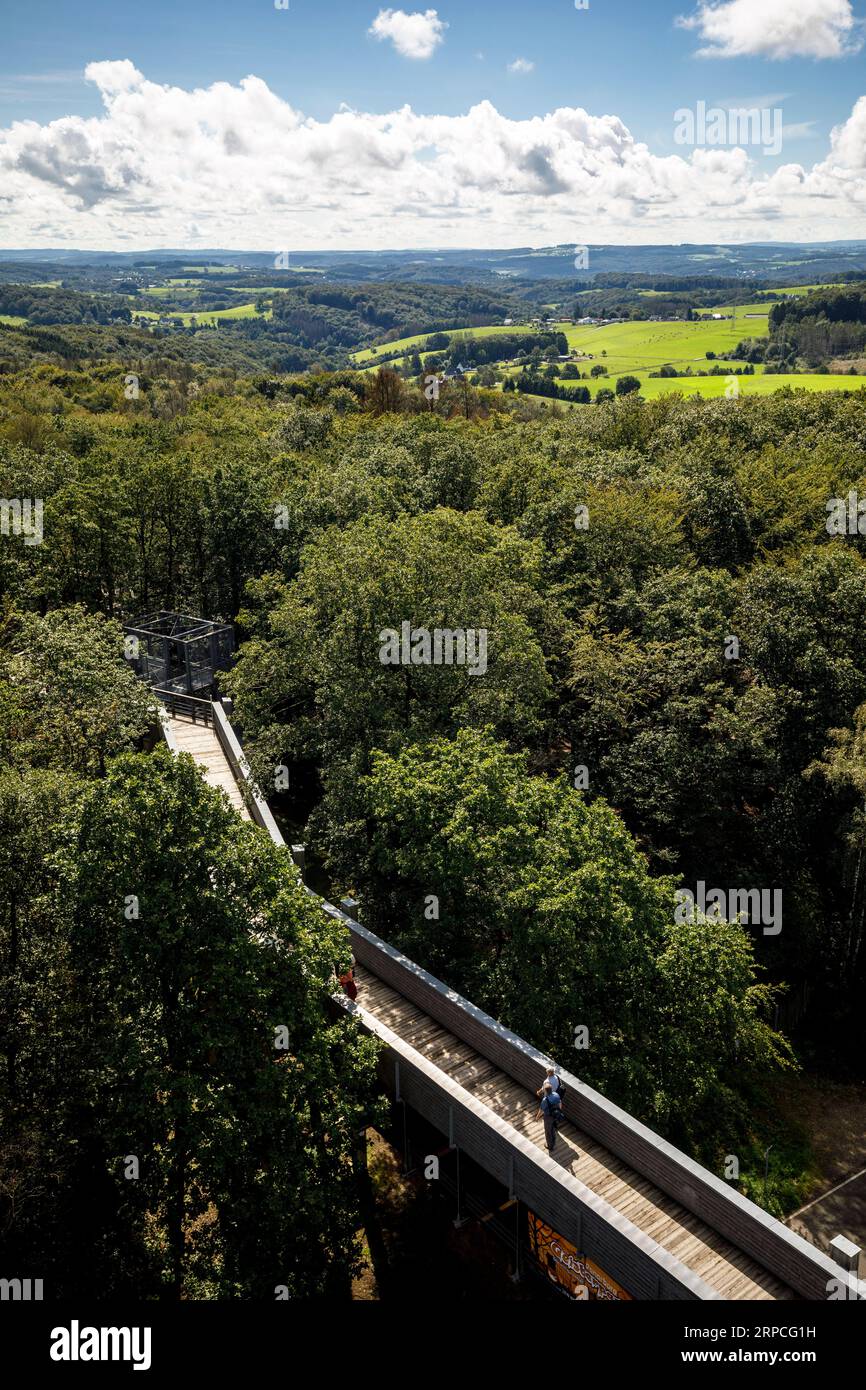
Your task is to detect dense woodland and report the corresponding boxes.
[0,274,529,375]
[0,603,383,1297]
[731,287,866,371]
[3,339,866,1294]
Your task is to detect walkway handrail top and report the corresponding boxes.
[151,686,214,704]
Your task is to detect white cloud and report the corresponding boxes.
[368,8,447,60]
[507,58,535,74]
[678,0,862,60]
[716,93,790,110]
[1,61,865,250]
[782,120,820,140]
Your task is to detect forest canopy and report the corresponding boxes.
[3,351,866,1250]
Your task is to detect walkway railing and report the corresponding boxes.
[151,687,214,725]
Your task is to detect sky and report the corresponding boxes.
[0,0,864,250]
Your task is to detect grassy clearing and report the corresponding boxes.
[351,322,534,364]
[775,283,843,297]
[357,348,446,374]
[142,286,188,298]
[710,302,773,318]
[515,373,865,405]
[617,372,863,400]
[181,264,238,274]
[188,303,266,323]
[550,314,768,375]
[135,303,268,325]
[0,314,27,326]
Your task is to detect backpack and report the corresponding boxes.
[547,1092,563,1125]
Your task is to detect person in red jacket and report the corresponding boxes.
[339,956,358,1001]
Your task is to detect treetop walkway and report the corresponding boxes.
[145,682,864,1303]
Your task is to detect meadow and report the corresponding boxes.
[135,302,267,325]
[520,373,865,405]
[553,310,768,373]
[351,322,536,364]
[354,297,861,401]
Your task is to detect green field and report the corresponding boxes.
[181,264,238,274]
[551,312,768,376]
[516,372,865,406]
[351,295,866,402]
[610,372,862,400]
[186,302,264,323]
[0,314,27,326]
[711,302,773,317]
[351,322,534,364]
[775,283,842,297]
[136,302,267,325]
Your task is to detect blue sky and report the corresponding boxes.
[0,0,864,249]
[2,0,860,161]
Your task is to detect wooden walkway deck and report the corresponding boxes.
[354,965,797,1301]
[167,714,251,820]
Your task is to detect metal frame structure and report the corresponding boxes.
[123,611,234,696]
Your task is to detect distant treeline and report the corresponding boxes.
[770,286,866,330]
[427,331,568,370]
[758,285,866,367]
[505,371,591,403]
[270,280,523,353]
[590,273,771,292]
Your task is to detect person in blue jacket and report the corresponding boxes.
[537,1082,563,1153]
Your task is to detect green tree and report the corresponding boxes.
[355,727,793,1153]
[65,747,381,1298]
[226,509,557,875]
[0,767,110,1295]
[0,606,153,777]
[616,375,642,397]
[805,703,866,988]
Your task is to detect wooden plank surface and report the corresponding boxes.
[167,714,251,819]
[354,964,796,1301]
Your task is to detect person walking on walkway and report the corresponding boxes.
[338,954,358,1002]
[536,1066,564,1101]
[537,1082,562,1154]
